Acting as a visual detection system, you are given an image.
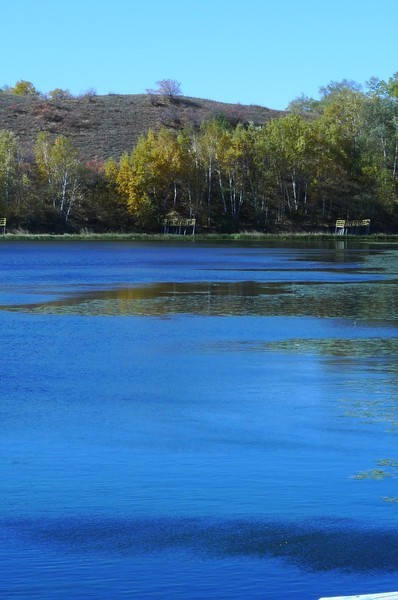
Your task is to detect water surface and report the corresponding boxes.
[1,240,397,599]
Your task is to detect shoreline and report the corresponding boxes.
[0,232,398,243]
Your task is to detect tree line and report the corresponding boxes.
[1,74,398,233]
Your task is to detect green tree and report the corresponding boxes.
[313,85,367,220]
[10,80,39,96]
[360,79,398,222]
[0,130,32,225]
[319,79,363,103]
[239,123,273,228]
[287,94,320,114]
[262,114,316,221]
[48,88,72,100]
[34,133,83,226]
[76,158,132,232]
[387,72,398,98]
[0,130,20,210]
[215,123,250,225]
[175,127,206,219]
[197,119,232,226]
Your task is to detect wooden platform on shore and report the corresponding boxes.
[319,593,398,599]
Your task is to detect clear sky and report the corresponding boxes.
[2,0,398,110]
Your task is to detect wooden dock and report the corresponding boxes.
[319,593,398,599]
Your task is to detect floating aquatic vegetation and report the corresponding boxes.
[352,460,398,503]
[377,458,398,467]
[341,397,398,430]
[352,469,392,481]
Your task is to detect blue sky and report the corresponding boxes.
[2,0,398,110]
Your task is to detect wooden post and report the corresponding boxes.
[0,218,6,234]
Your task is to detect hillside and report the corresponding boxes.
[0,92,285,161]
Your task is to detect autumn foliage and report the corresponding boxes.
[1,75,398,232]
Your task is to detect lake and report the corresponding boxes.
[0,240,397,599]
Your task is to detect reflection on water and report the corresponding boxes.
[0,282,292,316]
[264,337,398,358]
[1,280,397,323]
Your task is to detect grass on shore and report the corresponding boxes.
[1,231,398,242]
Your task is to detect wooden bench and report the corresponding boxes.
[162,217,196,235]
[335,219,346,234]
[335,219,370,235]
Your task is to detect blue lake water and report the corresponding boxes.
[0,240,397,599]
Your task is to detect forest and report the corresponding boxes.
[1,74,398,233]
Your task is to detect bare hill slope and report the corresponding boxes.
[0,92,285,161]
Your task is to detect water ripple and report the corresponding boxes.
[4,516,398,573]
